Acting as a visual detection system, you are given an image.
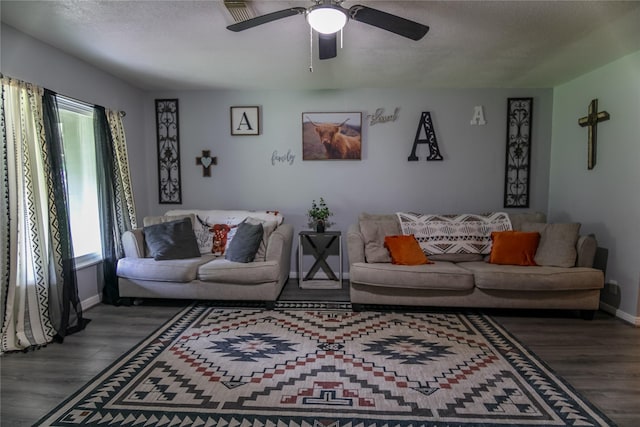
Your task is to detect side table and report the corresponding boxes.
[298,230,342,289]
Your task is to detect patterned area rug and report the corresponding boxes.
[36,304,614,426]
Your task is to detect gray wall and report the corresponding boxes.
[144,89,553,270]
[1,24,147,306]
[2,24,559,309]
[549,50,640,322]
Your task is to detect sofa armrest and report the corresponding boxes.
[122,229,145,258]
[266,223,294,284]
[576,234,598,268]
[347,223,366,265]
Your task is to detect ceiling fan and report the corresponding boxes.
[226,0,429,60]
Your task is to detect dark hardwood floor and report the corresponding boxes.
[1,280,638,426]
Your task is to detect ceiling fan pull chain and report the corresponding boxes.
[340,27,343,49]
[309,26,314,72]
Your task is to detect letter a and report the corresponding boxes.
[470,106,486,125]
[236,112,254,131]
[408,112,443,161]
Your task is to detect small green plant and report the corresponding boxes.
[307,197,334,229]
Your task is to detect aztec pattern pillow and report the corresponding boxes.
[396,212,512,255]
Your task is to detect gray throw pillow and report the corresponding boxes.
[225,221,264,263]
[143,217,201,261]
[520,222,580,267]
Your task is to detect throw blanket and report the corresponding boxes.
[396,212,512,255]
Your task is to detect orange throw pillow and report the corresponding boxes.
[384,235,432,265]
[489,231,540,266]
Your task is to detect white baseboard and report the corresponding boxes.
[81,294,102,311]
[600,301,640,326]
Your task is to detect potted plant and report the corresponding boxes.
[307,197,333,232]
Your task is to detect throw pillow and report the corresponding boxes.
[245,217,278,261]
[383,235,432,266]
[193,213,247,254]
[142,217,201,261]
[360,219,402,263]
[209,223,237,256]
[225,221,264,263]
[521,222,581,267]
[488,231,540,266]
[142,214,196,257]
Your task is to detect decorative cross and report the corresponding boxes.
[196,150,217,177]
[578,99,610,170]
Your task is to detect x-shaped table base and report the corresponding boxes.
[298,231,342,288]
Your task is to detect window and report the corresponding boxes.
[57,96,102,266]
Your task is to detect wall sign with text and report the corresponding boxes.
[230,106,260,135]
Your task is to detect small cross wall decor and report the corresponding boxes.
[196,150,217,177]
[578,99,610,170]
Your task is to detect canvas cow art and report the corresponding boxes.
[303,113,362,160]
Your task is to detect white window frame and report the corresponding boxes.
[56,95,103,269]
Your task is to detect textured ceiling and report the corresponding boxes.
[1,0,639,91]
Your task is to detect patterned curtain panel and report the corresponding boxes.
[0,77,59,352]
[95,107,137,305]
[107,109,137,230]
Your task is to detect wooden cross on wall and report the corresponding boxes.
[578,99,610,170]
[196,150,217,177]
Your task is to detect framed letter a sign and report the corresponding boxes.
[230,106,260,135]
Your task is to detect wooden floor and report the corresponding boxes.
[1,280,638,426]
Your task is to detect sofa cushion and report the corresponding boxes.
[117,254,216,282]
[349,261,474,291]
[384,235,431,265]
[458,261,604,291]
[245,217,279,261]
[521,222,580,268]
[142,218,201,261]
[225,221,264,263]
[197,259,280,284]
[142,214,196,257]
[428,253,484,262]
[360,218,401,263]
[508,212,546,231]
[489,231,540,266]
[143,214,196,227]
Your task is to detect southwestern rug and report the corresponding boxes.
[36,303,615,427]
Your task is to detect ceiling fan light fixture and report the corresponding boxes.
[306,5,347,34]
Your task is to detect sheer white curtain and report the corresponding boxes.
[0,76,58,352]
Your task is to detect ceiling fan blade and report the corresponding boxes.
[348,5,429,41]
[227,7,306,32]
[319,33,337,60]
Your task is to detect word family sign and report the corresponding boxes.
[272,149,295,166]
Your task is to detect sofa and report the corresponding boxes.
[117,209,293,306]
[347,212,604,318]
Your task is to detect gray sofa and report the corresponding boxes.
[347,212,604,318]
[117,209,293,306]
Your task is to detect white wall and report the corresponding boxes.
[144,88,553,273]
[1,24,147,305]
[549,50,640,322]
